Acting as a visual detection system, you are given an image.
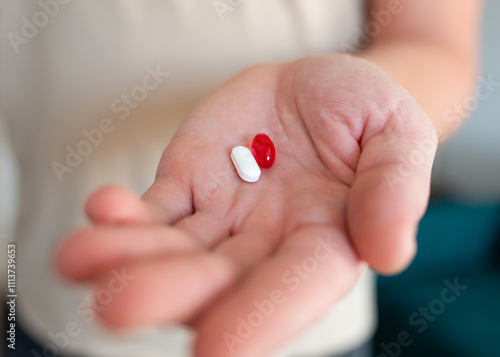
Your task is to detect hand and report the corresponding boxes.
[56,55,437,357]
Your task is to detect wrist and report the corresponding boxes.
[357,39,479,143]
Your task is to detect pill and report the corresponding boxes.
[231,146,261,183]
[251,133,275,169]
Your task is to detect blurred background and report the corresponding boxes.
[375,1,500,356]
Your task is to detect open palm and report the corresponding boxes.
[57,55,437,357]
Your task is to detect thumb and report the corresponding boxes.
[348,103,437,274]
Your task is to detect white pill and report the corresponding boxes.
[231,146,261,183]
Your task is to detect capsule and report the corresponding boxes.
[251,133,275,169]
[231,146,261,183]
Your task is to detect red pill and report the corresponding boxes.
[251,133,275,169]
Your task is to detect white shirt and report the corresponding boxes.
[0,1,376,356]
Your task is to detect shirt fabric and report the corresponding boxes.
[0,1,378,356]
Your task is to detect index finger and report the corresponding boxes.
[194,225,364,357]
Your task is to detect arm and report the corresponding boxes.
[361,0,483,139]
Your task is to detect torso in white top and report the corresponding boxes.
[0,1,377,356]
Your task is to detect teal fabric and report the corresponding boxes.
[375,200,500,357]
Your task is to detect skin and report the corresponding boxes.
[55,1,483,356]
